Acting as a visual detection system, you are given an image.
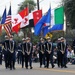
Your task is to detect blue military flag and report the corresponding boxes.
[34,8,51,35]
[0,8,6,35]
[1,8,6,24]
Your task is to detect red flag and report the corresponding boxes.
[0,25,2,35]
[20,7,29,28]
[12,7,29,33]
[12,23,21,33]
[19,7,28,18]
[33,10,42,26]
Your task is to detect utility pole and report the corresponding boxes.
[37,0,40,10]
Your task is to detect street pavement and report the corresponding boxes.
[0,62,75,75]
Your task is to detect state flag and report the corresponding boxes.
[20,7,29,28]
[0,7,6,35]
[12,7,29,33]
[27,10,42,27]
[34,8,51,35]
[33,10,42,26]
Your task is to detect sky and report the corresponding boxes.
[0,0,62,16]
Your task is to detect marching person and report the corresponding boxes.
[45,37,55,68]
[38,38,46,68]
[21,38,26,68]
[57,37,67,68]
[25,37,33,69]
[3,35,10,69]
[8,35,16,70]
[17,43,22,64]
[61,37,68,68]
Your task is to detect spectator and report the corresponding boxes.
[67,45,74,63]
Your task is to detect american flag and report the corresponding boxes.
[3,5,12,37]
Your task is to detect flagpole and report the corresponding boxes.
[27,3,34,42]
[48,3,51,38]
[37,0,43,38]
[27,3,32,39]
[24,3,30,38]
[37,0,40,10]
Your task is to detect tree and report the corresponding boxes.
[0,29,6,42]
[0,16,1,21]
[61,0,75,44]
[62,0,75,29]
[18,0,36,12]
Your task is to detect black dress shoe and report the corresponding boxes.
[61,66,63,68]
[26,67,28,69]
[64,66,68,68]
[13,67,16,70]
[52,65,55,68]
[22,67,24,68]
[44,65,47,68]
[47,66,49,68]
[58,65,60,68]
[30,67,33,69]
[10,68,12,70]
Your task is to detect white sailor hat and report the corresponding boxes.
[26,37,30,40]
[22,38,26,41]
[40,38,44,41]
[58,38,61,41]
[60,37,64,40]
[5,35,8,38]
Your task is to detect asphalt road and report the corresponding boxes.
[0,62,75,75]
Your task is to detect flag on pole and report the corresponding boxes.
[1,8,6,24]
[12,14,22,33]
[33,10,42,26]
[26,9,42,27]
[3,5,12,37]
[27,13,34,27]
[0,8,6,35]
[49,6,64,32]
[12,7,29,33]
[34,8,51,35]
[20,7,29,28]
[43,7,51,36]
